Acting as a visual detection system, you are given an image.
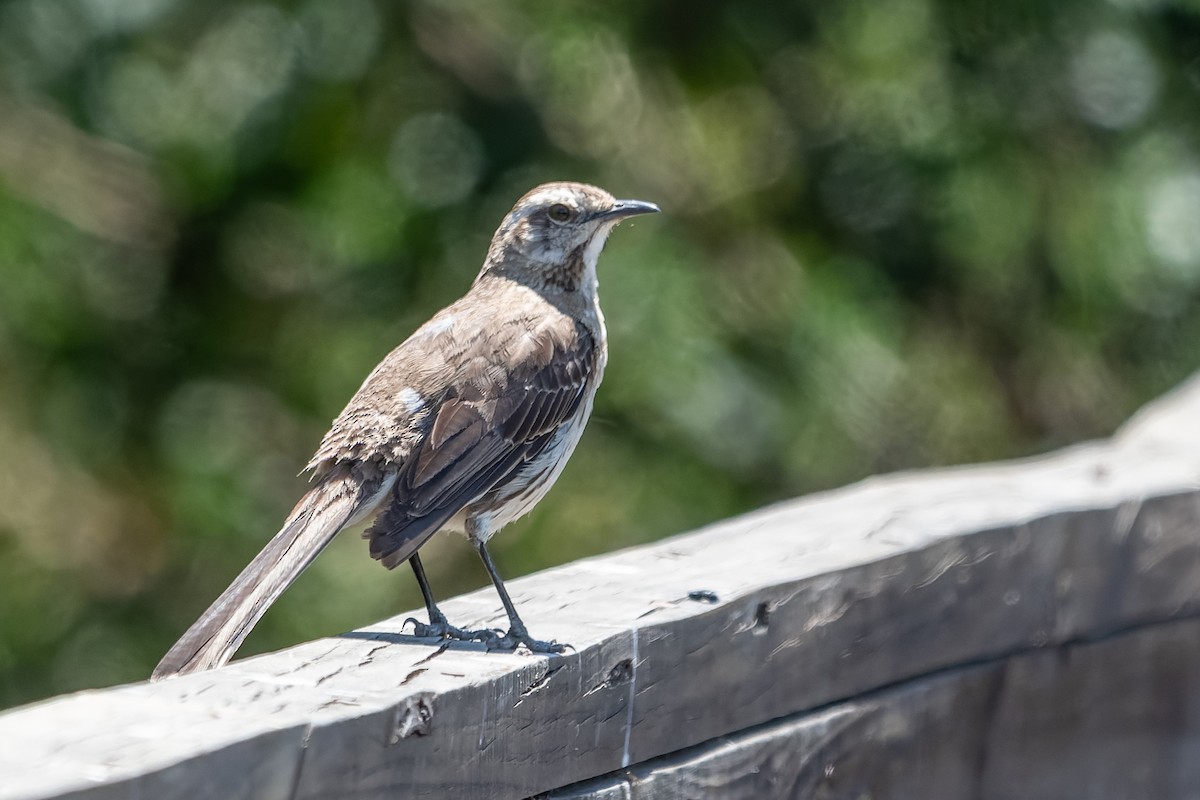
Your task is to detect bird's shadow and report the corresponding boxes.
[338,628,496,655]
[337,628,572,658]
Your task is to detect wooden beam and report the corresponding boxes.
[547,615,1200,799]
[3,373,1200,799]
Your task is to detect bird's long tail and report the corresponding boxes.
[152,468,388,679]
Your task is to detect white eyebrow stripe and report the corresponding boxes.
[529,187,578,207]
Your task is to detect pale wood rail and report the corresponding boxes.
[4,374,1200,800]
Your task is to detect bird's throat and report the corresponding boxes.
[543,247,589,292]
[547,226,612,293]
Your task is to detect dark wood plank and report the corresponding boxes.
[550,615,1200,800]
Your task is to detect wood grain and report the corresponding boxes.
[548,615,1200,799]
[3,373,1200,800]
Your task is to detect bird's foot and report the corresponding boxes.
[482,626,568,655]
[404,617,500,644]
[403,617,568,654]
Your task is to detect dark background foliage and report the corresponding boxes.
[2,0,1199,709]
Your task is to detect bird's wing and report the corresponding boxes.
[365,321,597,568]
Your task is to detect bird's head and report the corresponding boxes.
[483,182,659,292]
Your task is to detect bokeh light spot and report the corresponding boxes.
[1070,30,1159,130]
[1145,170,1200,281]
[297,0,381,83]
[388,113,484,208]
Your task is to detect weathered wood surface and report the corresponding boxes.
[3,373,1200,800]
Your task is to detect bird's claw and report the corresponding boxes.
[404,617,501,644]
[481,627,568,655]
[403,617,568,654]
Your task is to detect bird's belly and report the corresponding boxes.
[490,423,580,526]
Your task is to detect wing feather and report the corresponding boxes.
[365,322,596,567]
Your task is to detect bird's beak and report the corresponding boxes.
[596,199,661,222]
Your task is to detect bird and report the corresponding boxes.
[152,182,659,679]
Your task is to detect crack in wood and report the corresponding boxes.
[400,667,427,685]
[621,634,640,768]
[519,665,564,699]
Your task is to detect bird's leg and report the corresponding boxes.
[474,540,566,654]
[404,553,498,644]
[405,553,453,633]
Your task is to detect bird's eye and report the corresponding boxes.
[547,203,573,223]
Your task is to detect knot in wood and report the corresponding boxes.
[389,694,434,743]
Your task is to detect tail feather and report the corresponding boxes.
[152,469,390,679]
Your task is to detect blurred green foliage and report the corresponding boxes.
[2,0,1200,709]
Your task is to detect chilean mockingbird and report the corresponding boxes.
[153,182,659,678]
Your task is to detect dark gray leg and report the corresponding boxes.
[475,540,565,654]
[409,553,449,626]
[404,553,495,643]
